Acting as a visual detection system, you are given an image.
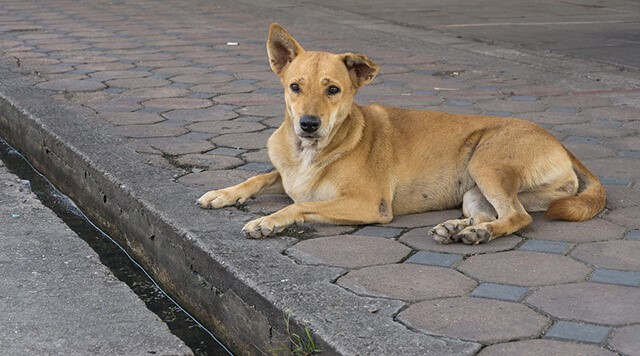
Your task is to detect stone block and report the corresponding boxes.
[398,297,549,344]
[286,235,411,268]
[337,264,476,302]
[458,251,591,286]
[527,282,640,324]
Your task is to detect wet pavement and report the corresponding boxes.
[0,0,638,355]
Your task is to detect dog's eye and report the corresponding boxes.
[290,83,301,93]
[327,85,340,95]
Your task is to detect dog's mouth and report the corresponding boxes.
[298,133,320,139]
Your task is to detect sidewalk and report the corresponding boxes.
[0,0,638,355]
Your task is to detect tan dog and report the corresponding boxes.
[197,23,606,244]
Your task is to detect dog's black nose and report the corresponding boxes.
[299,115,320,134]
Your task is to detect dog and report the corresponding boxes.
[197,23,606,244]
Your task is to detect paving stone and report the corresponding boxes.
[98,112,165,126]
[608,325,640,356]
[482,111,512,117]
[36,78,106,91]
[469,283,529,302]
[510,95,539,101]
[400,229,522,254]
[554,122,630,137]
[562,141,615,159]
[599,177,633,186]
[405,251,462,268]
[163,107,239,122]
[602,185,640,209]
[547,107,579,113]
[354,226,403,239]
[286,235,411,268]
[589,269,640,287]
[237,104,283,117]
[174,154,243,170]
[458,251,591,286]
[142,98,212,110]
[237,162,273,173]
[209,147,246,157]
[176,169,255,189]
[112,124,188,138]
[106,77,171,89]
[626,229,640,240]
[337,264,476,302]
[545,321,611,344]
[605,206,640,229]
[518,239,572,254]
[571,240,640,270]
[243,194,293,216]
[187,120,265,135]
[211,131,273,150]
[384,209,462,228]
[171,73,234,84]
[398,297,549,344]
[583,158,639,180]
[527,282,640,324]
[519,216,626,242]
[478,339,617,356]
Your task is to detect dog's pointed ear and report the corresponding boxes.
[267,23,304,77]
[341,53,379,88]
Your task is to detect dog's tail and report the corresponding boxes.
[544,150,606,221]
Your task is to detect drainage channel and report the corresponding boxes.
[0,138,233,356]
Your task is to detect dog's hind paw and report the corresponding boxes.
[457,224,493,245]
[429,217,474,244]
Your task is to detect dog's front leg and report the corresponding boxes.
[197,171,283,209]
[242,198,392,238]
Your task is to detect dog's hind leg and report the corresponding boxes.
[430,187,498,244]
[456,165,533,244]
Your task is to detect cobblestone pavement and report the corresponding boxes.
[0,0,639,355]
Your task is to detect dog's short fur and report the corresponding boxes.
[197,23,606,244]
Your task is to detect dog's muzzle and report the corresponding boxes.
[299,115,320,135]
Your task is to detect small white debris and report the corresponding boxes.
[226,42,239,46]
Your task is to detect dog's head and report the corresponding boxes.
[267,23,379,141]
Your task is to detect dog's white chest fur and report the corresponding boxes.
[281,144,335,202]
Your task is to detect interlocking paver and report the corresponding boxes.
[571,240,640,270]
[478,339,617,356]
[605,206,640,229]
[398,297,549,344]
[405,251,462,268]
[286,235,411,268]
[337,264,476,302]
[626,229,640,240]
[545,321,611,344]
[609,325,640,356]
[469,283,529,302]
[518,239,572,254]
[589,269,640,287]
[527,282,640,324]
[458,251,591,286]
[519,216,626,242]
[353,226,403,239]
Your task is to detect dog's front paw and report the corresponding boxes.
[196,188,245,209]
[242,216,286,239]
